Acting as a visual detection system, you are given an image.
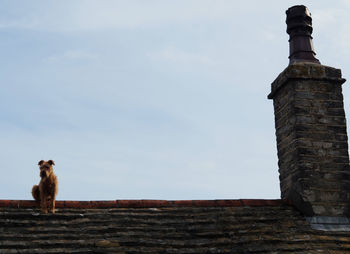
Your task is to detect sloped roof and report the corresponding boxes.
[1,199,350,253]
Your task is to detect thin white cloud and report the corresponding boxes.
[148,46,216,67]
[70,1,237,30]
[0,1,248,32]
[0,20,37,29]
[45,49,98,63]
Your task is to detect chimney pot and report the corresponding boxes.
[286,5,320,64]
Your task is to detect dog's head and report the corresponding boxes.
[38,160,55,178]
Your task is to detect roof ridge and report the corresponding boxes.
[0,199,291,209]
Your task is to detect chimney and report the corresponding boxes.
[268,5,350,220]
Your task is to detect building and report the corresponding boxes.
[1,5,350,253]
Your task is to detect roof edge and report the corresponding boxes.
[0,199,292,209]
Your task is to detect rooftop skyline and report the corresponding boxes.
[1,0,350,200]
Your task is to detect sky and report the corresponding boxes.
[1,0,350,201]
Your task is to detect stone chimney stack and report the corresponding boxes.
[268,5,350,218]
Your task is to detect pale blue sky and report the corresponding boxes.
[1,0,350,200]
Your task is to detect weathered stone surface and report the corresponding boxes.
[268,62,346,99]
[2,204,350,253]
[269,62,350,217]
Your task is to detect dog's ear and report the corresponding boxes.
[38,160,44,166]
[47,160,55,166]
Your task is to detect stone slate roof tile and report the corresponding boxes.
[1,199,350,253]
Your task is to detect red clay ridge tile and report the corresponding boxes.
[64,201,92,209]
[55,201,65,208]
[0,200,11,207]
[90,200,117,208]
[240,199,289,206]
[192,200,215,207]
[16,200,37,208]
[215,200,243,207]
[0,200,37,208]
[116,200,140,207]
[140,200,170,207]
[171,200,194,207]
[116,200,170,208]
[0,199,291,209]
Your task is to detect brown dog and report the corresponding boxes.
[32,160,58,214]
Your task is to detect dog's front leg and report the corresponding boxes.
[49,197,56,214]
[40,192,48,214]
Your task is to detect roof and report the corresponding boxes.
[1,199,350,253]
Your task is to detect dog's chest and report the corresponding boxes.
[41,175,57,194]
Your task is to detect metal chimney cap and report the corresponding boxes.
[286,5,311,18]
[285,5,320,64]
[286,5,313,35]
